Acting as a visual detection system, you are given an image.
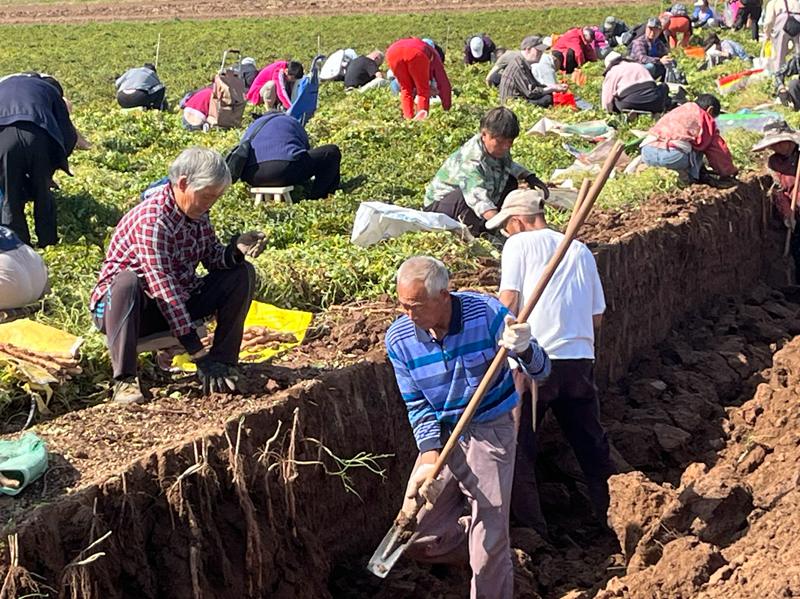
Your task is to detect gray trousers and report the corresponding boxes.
[405,410,517,599]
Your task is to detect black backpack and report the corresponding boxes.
[224,112,280,183]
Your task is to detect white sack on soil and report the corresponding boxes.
[350,201,473,247]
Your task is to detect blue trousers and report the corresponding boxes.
[641,144,703,181]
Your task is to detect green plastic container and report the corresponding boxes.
[0,433,48,496]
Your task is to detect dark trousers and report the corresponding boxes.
[116,88,166,110]
[242,145,342,200]
[0,122,58,248]
[564,49,579,74]
[511,359,616,534]
[92,264,255,379]
[424,176,517,237]
[734,3,762,41]
[529,93,554,108]
[613,81,669,114]
[787,79,800,110]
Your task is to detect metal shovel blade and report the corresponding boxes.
[366,522,415,578]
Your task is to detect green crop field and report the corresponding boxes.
[0,5,790,423]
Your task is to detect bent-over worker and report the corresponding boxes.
[89,147,267,404]
[0,74,78,248]
[240,112,341,200]
[115,63,166,110]
[385,255,550,599]
[601,51,669,114]
[488,190,615,537]
[424,107,549,236]
[640,93,738,185]
[385,37,452,119]
[499,35,558,107]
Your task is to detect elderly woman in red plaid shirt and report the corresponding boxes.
[90,147,267,404]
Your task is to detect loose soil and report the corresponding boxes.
[0,0,654,25]
[1,176,796,598]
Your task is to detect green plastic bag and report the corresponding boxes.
[0,433,47,496]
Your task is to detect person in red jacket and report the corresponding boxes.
[552,27,598,73]
[385,37,452,120]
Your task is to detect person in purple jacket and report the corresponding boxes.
[240,112,341,200]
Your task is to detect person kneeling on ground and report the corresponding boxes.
[499,35,557,107]
[552,27,598,74]
[640,93,738,185]
[344,50,389,92]
[487,190,616,540]
[601,51,669,114]
[424,107,550,237]
[386,256,550,599]
[0,226,48,311]
[115,63,166,110]
[702,33,750,69]
[89,147,267,404]
[464,34,497,64]
[753,127,800,275]
[240,112,341,200]
[246,60,304,110]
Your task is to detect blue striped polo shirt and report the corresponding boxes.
[385,291,550,452]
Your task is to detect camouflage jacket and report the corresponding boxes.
[424,134,529,217]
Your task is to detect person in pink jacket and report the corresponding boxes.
[385,37,452,120]
[601,51,669,114]
[640,94,738,185]
[245,60,304,109]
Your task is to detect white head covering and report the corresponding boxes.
[469,36,485,59]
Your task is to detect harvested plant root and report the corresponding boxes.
[201,326,297,355]
[0,343,81,377]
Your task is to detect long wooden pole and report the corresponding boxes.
[783,154,800,257]
[405,142,623,519]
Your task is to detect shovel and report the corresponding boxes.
[367,148,622,578]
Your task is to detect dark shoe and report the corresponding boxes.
[112,377,146,404]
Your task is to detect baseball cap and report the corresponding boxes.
[694,0,704,6]
[603,16,617,30]
[646,17,663,29]
[521,35,549,51]
[470,36,485,59]
[485,189,545,230]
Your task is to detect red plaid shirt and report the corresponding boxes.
[90,183,236,337]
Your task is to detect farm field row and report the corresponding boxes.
[0,5,787,423]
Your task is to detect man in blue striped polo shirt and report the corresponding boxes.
[385,255,550,599]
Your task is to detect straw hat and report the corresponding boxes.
[752,129,800,152]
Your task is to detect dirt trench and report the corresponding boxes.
[1,175,797,598]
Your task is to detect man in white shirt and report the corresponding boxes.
[488,189,615,538]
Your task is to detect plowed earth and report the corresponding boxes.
[0,0,654,24]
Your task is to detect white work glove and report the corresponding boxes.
[235,231,267,258]
[403,463,445,513]
[499,315,532,354]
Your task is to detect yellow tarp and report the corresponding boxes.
[173,301,313,371]
[0,319,83,358]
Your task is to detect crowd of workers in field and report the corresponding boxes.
[5,1,800,595]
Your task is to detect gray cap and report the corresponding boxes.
[485,189,545,230]
[521,35,549,51]
[646,16,663,28]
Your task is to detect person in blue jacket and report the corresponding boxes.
[0,73,78,247]
[240,112,341,200]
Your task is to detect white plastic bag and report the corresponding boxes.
[350,202,473,247]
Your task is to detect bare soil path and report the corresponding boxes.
[0,0,654,24]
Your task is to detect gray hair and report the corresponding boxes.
[396,256,450,296]
[168,147,232,191]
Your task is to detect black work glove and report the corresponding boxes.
[195,356,239,395]
[525,174,550,200]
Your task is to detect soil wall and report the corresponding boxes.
[1,177,785,598]
[592,176,778,386]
